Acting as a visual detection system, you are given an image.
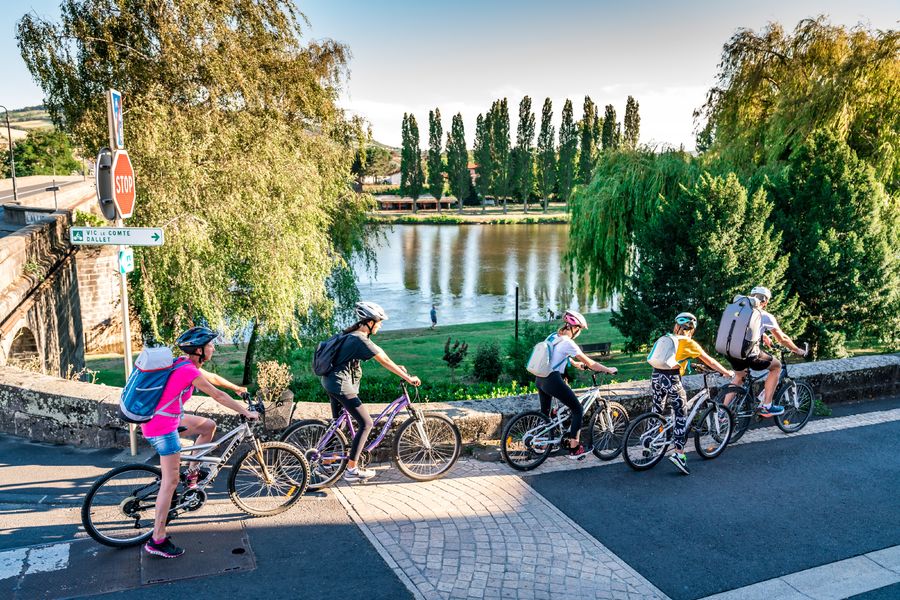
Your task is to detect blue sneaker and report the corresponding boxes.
[758,404,785,417]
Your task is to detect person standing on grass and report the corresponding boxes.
[430,304,438,329]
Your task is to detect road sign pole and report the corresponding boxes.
[115,217,137,455]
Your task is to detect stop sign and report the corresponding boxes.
[111,150,136,218]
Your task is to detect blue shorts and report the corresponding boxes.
[146,430,182,456]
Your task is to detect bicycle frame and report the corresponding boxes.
[523,383,610,449]
[315,389,415,457]
[637,373,724,449]
[180,420,268,487]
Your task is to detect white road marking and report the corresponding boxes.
[0,542,70,583]
[0,548,27,581]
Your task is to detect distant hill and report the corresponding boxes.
[5,105,53,136]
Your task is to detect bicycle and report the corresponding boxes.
[81,394,310,548]
[500,373,630,471]
[715,343,813,443]
[623,366,734,471]
[280,383,461,488]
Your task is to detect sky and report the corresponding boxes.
[3,0,897,150]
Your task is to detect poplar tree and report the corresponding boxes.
[446,113,469,214]
[474,112,493,212]
[556,99,578,206]
[427,108,444,213]
[400,113,411,195]
[513,96,535,211]
[407,114,424,212]
[536,97,556,212]
[602,104,618,150]
[577,96,597,183]
[490,99,511,213]
[623,95,640,149]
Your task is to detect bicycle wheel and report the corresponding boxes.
[774,380,815,433]
[81,464,162,547]
[393,413,462,481]
[500,411,554,472]
[280,419,349,490]
[716,385,753,443]
[228,441,309,517]
[589,401,629,460]
[694,403,734,459]
[622,413,670,471]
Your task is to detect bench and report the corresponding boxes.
[581,342,612,358]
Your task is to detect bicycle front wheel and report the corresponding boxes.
[590,401,629,460]
[228,441,309,517]
[281,419,349,490]
[774,380,814,433]
[393,414,462,481]
[500,411,554,472]
[81,464,162,547]
[716,385,753,443]
[623,413,670,471]
[694,403,734,459]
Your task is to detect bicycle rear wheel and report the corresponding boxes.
[694,403,734,459]
[774,380,814,433]
[81,464,162,548]
[394,413,462,481]
[716,385,753,443]
[589,401,629,460]
[622,413,670,471]
[500,411,554,472]
[281,419,348,489]
[228,441,309,516]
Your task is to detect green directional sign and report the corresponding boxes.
[69,227,165,247]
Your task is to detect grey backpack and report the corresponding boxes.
[715,295,762,359]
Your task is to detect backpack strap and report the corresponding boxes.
[153,360,194,419]
[547,334,571,371]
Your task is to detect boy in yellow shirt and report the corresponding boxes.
[651,313,733,475]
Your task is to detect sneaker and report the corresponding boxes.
[183,467,210,489]
[566,444,588,461]
[143,536,185,559]
[668,453,690,475]
[343,466,377,482]
[758,404,785,417]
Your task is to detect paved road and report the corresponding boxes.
[0,179,82,203]
[2,396,900,599]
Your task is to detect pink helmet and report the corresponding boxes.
[563,310,588,330]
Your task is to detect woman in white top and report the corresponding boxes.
[535,310,618,460]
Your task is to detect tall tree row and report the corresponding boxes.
[427,108,444,213]
[536,98,557,213]
[577,96,597,183]
[489,99,512,213]
[512,96,535,211]
[557,99,578,206]
[446,113,469,214]
[400,113,424,212]
[623,96,640,149]
[473,112,493,212]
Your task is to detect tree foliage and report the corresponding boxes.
[4,129,80,177]
[512,95,535,210]
[351,144,394,185]
[473,112,493,210]
[446,113,469,214]
[623,96,640,149]
[601,104,618,151]
[400,113,424,210]
[427,108,444,211]
[577,96,597,184]
[536,98,556,212]
[489,99,511,212]
[17,0,372,348]
[556,99,578,204]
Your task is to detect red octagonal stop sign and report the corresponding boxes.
[111,150,136,219]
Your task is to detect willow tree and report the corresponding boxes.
[18,0,372,377]
[695,17,900,191]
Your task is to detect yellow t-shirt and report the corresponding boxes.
[674,337,703,376]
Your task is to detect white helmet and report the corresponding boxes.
[355,301,388,322]
[750,286,772,302]
[563,309,588,330]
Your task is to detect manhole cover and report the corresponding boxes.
[141,520,255,584]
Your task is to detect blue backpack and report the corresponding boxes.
[118,347,193,424]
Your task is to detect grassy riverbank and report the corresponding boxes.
[367,204,570,225]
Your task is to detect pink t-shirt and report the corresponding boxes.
[140,357,201,438]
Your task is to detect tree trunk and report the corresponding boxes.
[241,319,259,385]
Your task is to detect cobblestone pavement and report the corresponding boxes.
[335,406,900,600]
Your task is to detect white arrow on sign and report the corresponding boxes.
[70,227,164,247]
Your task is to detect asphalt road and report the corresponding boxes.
[527,395,900,600]
[0,179,82,202]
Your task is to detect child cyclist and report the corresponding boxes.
[142,326,259,559]
[650,313,733,475]
[536,310,618,460]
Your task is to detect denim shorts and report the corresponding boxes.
[145,430,182,456]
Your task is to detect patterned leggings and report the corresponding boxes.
[651,371,687,452]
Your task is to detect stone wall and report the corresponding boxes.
[0,354,896,450]
[75,246,126,354]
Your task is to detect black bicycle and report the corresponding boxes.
[715,343,813,443]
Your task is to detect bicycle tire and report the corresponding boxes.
[589,401,629,460]
[280,419,349,490]
[694,403,734,459]
[393,413,462,481]
[228,441,309,517]
[81,464,163,548]
[774,380,815,433]
[622,412,670,471]
[716,385,753,443]
[500,410,554,471]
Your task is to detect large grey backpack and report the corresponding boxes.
[715,295,762,359]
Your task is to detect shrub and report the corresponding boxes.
[472,340,503,382]
[504,320,554,384]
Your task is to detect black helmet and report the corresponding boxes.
[176,326,217,353]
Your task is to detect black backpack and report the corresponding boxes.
[312,333,349,376]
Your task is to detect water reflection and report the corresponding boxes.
[354,224,607,330]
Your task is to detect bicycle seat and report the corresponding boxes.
[177,426,188,433]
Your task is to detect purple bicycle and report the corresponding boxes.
[279,383,461,488]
